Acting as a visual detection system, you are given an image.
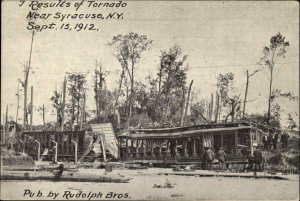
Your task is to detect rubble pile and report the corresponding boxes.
[264,151,299,174]
[1,147,34,166]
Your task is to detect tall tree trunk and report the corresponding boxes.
[42,104,45,126]
[23,67,28,129]
[16,82,20,124]
[208,102,211,122]
[5,105,9,144]
[267,51,275,124]
[61,77,66,131]
[71,99,75,131]
[242,70,249,119]
[115,67,125,110]
[115,108,120,126]
[95,70,99,116]
[183,80,193,125]
[77,99,80,125]
[267,66,274,124]
[114,66,125,126]
[98,64,103,116]
[210,93,214,122]
[3,115,6,144]
[56,107,60,125]
[83,92,86,122]
[158,65,163,93]
[129,59,135,120]
[6,105,8,126]
[30,86,33,131]
[180,85,186,126]
[215,91,219,122]
[23,30,35,130]
[231,103,235,122]
[80,92,86,131]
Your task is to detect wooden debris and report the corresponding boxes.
[1,171,131,183]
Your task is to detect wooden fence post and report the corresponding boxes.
[51,140,58,163]
[71,140,78,164]
[34,140,40,161]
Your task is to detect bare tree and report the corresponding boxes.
[180,85,186,126]
[29,86,33,131]
[183,80,193,125]
[22,30,35,129]
[94,61,107,117]
[15,81,21,124]
[242,69,260,119]
[61,76,67,131]
[259,33,289,124]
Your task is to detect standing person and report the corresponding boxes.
[206,147,215,170]
[268,134,274,149]
[201,148,207,170]
[253,146,263,171]
[262,134,268,150]
[281,132,290,149]
[217,146,226,170]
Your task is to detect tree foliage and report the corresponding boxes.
[217,73,242,122]
[66,73,86,127]
[147,45,188,125]
[287,113,297,130]
[50,90,61,126]
[108,32,152,119]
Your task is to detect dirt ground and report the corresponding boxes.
[1,168,299,200]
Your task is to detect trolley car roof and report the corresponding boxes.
[119,125,252,139]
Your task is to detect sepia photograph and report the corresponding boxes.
[1,0,299,200]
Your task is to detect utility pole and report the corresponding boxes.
[95,67,99,117]
[42,104,45,126]
[6,105,8,125]
[16,81,20,124]
[243,70,249,120]
[2,115,6,144]
[210,93,214,122]
[30,86,33,131]
[23,63,28,129]
[61,76,66,131]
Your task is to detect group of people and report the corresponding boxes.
[262,132,290,150]
[262,133,279,149]
[201,146,226,170]
[202,146,264,172]
[280,132,290,149]
[200,131,290,172]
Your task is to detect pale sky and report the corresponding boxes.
[1,1,299,126]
